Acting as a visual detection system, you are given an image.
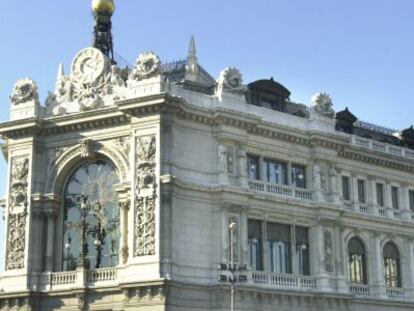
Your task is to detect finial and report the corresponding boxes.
[187,35,197,63]
[92,0,115,16]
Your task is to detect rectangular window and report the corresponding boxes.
[357,179,366,204]
[248,220,263,271]
[391,186,399,209]
[376,183,384,207]
[342,176,350,201]
[267,222,291,274]
[247,155,259,180]
[291,164,307,189]
[263,159,288,185]
[410,190,414,212]
[295,226,310,276]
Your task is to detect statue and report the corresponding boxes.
[216,67,245,96]
[218,144,228,174]
[311,93,335,118]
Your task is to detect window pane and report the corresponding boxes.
[409,190,414,212]
[384,243,401,287]
[358,180,365,204]
[267,222,291,273]
[347,238,366,284]
[376,183,384,207]
[63,160,120,271]
[292,164,306,188]
[392,187,399,209]
[342,176,350,200]
[295,226,309,275]
[248,220,262,271]
[263,159,288,185]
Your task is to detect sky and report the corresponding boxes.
[0,0,413,271]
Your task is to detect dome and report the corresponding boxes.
[92,0,115,15]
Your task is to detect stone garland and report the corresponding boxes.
[135,136,157,257]
[324,229,334,273]
[6,157,29,270]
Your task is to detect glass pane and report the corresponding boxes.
[376,183,384,207]
[409,190,414,211]
[392,187,399,209]
[342,176,350,200]
[358,180,365,203]
[247,155,259,180]
[63,160,120,271]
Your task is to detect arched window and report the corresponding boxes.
[347,237,367,284]
[383,242,401,288]
[62,160,120,271]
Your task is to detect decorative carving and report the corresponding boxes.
[113,136,131,160]
[129,52,161,81]
[10,158,29,212]
[47,48,128,116]
[217,67,245,96]
[80,139,96,161]
[6,212,27,270]
[311,93,335,118]
[324,230,334,273]
[135,136,157,257]
[135,197,156,256]
[10,78,39,105]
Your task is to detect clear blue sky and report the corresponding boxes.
[0,0,413,270]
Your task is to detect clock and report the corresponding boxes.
[71,48,108,84]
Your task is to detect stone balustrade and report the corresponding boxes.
[248,180,313,201]
[352,135,414,161]
[250,271,316,290]
[349,283,370,297]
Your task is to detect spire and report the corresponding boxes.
[187,35,197,64]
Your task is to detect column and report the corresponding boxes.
[366,176,376,215]
[328,167,340,204]
[44,211,57,271]
[334,225,347,293]
[240,208,248,266]
[310,220,330,291]
[351,174,359,212]
[291,224,298,274]
[287,162,292,186]
[119,200,130,265]
[370,233,387,298]
[238,149,248,189]
[404,240,414,300]
[401,184,411,220]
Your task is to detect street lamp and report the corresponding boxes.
[229,221,237,311]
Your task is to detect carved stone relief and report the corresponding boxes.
[129,52,161,82]
[6,157,29,270]
[10,78,39,105]
[135,136,157,257]
[218,144,228,174]
[216,67,245,96]
[324,229,334,273]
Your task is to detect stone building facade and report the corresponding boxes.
[1,7,414,311]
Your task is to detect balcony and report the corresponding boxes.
[43,267,118,291]
[349,283,369,297]
[250,271,316,290]
[387,287,404,299]
[248,180,312,201]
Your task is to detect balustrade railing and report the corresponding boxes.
[351,135,414,161]
[87,267,117,284]
[50,271,77,287]
[248,180,312,201]
[378,208,387,217]
[349,283,369,297]
[393,210,402,219]
[386,287,404,298]
[251,271,316,289]
[359,204,368,214]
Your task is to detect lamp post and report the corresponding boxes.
[229,221,237,311]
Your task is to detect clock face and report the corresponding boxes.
[72,48,107,84]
